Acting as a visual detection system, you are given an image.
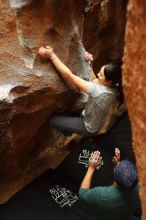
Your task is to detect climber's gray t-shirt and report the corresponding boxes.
[82,82,118,133]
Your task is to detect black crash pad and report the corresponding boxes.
[0,113,138,220]
[0,170,97,220]
[56,113,135,187]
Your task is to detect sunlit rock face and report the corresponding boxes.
[0,0,127,203]
[123,1,146,218]
[0,0,87,203]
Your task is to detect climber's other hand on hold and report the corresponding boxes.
[84,51,93,63]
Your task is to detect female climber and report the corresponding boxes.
[38,46,124,141]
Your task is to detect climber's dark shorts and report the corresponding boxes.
[49,115,91,136]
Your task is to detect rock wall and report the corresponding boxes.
[123,1,146,219]
[0,0,128,203]
[0,0,87,203]
[83,0,128,71]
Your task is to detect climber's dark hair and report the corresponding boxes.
[104,63,124,104]
[104,63,122,85]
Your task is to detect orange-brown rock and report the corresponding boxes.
[123,1,146,219]
[0,0,87,203]
[83,0,128,71]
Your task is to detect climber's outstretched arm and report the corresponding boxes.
[38,46,89,93]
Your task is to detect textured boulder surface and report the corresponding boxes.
[123,1,146,218]
[83,0,127,71]
[0,0,127,203]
